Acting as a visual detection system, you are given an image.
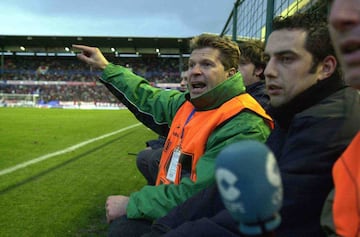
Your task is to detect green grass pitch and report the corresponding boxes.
[0,107,158,236]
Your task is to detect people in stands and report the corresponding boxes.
[73,33,273,237]
[138,12,360,237]
[1,56,185,105]
[320,0,360,236]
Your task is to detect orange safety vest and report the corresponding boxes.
[333,132,360,237]
[155,93,273,185]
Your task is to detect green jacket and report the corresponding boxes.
[101,64,271,220]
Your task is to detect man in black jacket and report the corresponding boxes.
[142,12,360,237]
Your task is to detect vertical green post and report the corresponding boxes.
[0,47,4,80]
[232,0,241,41]
[265,0,275,42]
[179,54,184,73]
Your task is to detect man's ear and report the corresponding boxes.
[319,55,337,81]
[227,68,237,78]
[254,66,264,77]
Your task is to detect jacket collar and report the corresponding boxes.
[267,76,346,129]
[185,72,246,110]
[246,80,265,94]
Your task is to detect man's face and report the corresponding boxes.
[328,0,360,89]
[188,47,232,98]
[238,57,262,86]
[179,71,188,92]
[264,29,322,108]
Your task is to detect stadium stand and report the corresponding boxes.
[0,52,188,108]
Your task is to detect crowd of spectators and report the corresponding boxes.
[1,84,117,104]
[0,54,186,104]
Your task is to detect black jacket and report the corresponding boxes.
[266,78,360,236]
[246,80,269,111]
[147,77,360,237]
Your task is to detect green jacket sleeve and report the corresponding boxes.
[101,63,186,135]
[127,111,271,220]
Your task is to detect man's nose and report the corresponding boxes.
[190,64,202,74]
[264,58,277,79]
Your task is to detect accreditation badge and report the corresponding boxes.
[166,146,181,182]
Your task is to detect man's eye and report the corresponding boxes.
[281,56,293,64]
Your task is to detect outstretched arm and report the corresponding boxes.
[72,44,109,70]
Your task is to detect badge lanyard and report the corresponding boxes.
[180,108,196,141]
[166,108,196,182]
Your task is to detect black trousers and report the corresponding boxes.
[136,148,162,185]
[108,216,152,237]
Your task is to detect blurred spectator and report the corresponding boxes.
[0,55,185,104]
[179,70,188,92]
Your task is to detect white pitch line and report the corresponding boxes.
[0,123,142,177]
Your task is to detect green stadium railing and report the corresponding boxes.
[221,0,329,42]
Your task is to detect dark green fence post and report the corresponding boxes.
[265,0,275,42]
[232,0,241,41]
[0,47,4,79]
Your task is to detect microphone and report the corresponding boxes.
[215,140,283,236]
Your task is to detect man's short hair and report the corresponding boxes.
[238,40,265,79]
[272,13,340,77]
[190,34,240,71]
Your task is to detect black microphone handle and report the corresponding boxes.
[242,217,277,237]
[247,231,275,237]
[264,231,275,237]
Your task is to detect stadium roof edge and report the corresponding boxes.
[0,35,192,55]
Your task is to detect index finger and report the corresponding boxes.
[72,44,91,51]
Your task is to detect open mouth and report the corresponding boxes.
[191,82,206,88]
[342,44,360,54]
[191,82,206,90]
[340,41,360,65]
[267,85,282,95]
[268,85,281,90]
